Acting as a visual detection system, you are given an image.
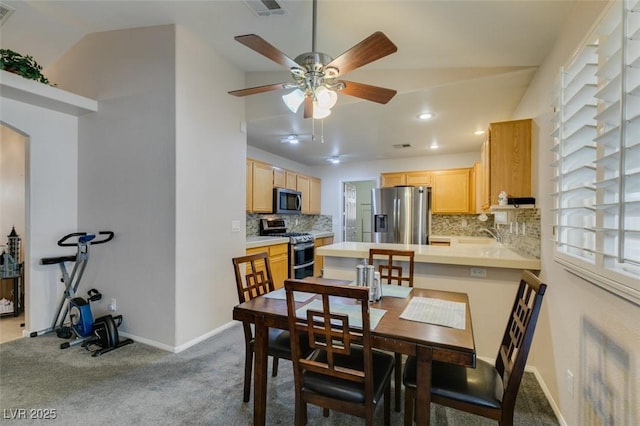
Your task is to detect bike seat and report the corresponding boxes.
[40,255,77,265]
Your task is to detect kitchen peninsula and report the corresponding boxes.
[317,237,541,358]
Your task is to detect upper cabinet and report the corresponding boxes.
[481,118,532,210]
[247,160,274,213]
[381,172,406,187]
[296,174,311,214]
[431,168,471,214]
[246,159,322,215]
[381,168,472,214]
[273,167,286,188]
[309,177,321,215]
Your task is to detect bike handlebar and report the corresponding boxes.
[57,231,114,247]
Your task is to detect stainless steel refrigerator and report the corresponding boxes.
[371,186,431,244]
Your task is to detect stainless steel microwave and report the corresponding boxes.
[273,187,302,214]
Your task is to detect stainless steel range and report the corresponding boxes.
[260,219,315,279]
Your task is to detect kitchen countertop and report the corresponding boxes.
[316,236,540,270]
[246,232,334,249]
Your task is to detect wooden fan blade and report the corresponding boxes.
[303,96,313,118]
[339,81,397,104]
[228,83,289,97]
[235,34,300,70]
[325,32,397,77]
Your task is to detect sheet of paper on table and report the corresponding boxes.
[399,297,466,330]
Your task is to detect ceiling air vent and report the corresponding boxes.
[0,2,15,26]
[393,143,412,149]
[243,0,287,17]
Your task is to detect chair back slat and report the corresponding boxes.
[368,249,415,287]
[232,252,275,304]
[285,279,374,394]
[495,270,547,405]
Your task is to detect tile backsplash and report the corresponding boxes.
[432,209,540,258]
[247,214,333,236]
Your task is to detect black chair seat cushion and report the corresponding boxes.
[302,345,395,404]
[251,328,311,359]
[403,357,504,409]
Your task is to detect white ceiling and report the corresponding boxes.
[0,0,581,166]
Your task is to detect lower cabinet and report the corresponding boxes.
[246,243,289,289]
[314,236,334,277]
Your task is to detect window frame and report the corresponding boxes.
[553,0,640,305]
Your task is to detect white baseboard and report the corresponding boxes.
[119,320,237,353]
[528,365,567,426]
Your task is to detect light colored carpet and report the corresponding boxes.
[0,323,558,425]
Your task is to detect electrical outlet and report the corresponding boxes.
[566,370,574,397]
[470,267,486,278]
[108,298,117,312]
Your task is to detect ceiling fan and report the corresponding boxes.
[228,0,398,119]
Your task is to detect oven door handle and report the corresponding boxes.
[292,242,315,251]
[293,261,315,270]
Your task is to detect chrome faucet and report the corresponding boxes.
[481,227,503,244]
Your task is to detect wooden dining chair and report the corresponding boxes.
[232,252,308,402]
[402,270,547,426]
[368,248,415,411]
[284,279,395,426]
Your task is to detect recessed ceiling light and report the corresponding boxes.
[474,130,485,135]
[417,112,433,120]
[327,156,340,164]
[280,135,299,144]
[430,142,439,149]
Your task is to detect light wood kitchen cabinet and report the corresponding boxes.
[381,168,473,213]
[246,160,253,212]
[309,177,321,214]
[381,172,406,187]
[246,243,289,289]
[297,174,311,214]
[247,160,274,213]
[286,171,298,190]
[314,236,334,277]
[481,118,532,210]
[246,158,322,215]
[273,167,286,188]
[405,171,432,186]
[381,171,431,188]
[431,168,471,213]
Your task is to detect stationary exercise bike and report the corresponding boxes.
[32,231,133,355]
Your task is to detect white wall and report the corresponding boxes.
[44,24,248,350]
[46,25,178,348]
[313,152,480,241]
[512,1,640,424]
[0,98,79,333]
[174,26,246,347]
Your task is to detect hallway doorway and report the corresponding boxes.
[0,124,27,340]
[342,180,376,242]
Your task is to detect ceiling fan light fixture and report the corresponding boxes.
[282,89,305,113]
[312,105,331,119]
[315,86,338,109]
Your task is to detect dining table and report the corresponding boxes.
[232,276,476,426]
